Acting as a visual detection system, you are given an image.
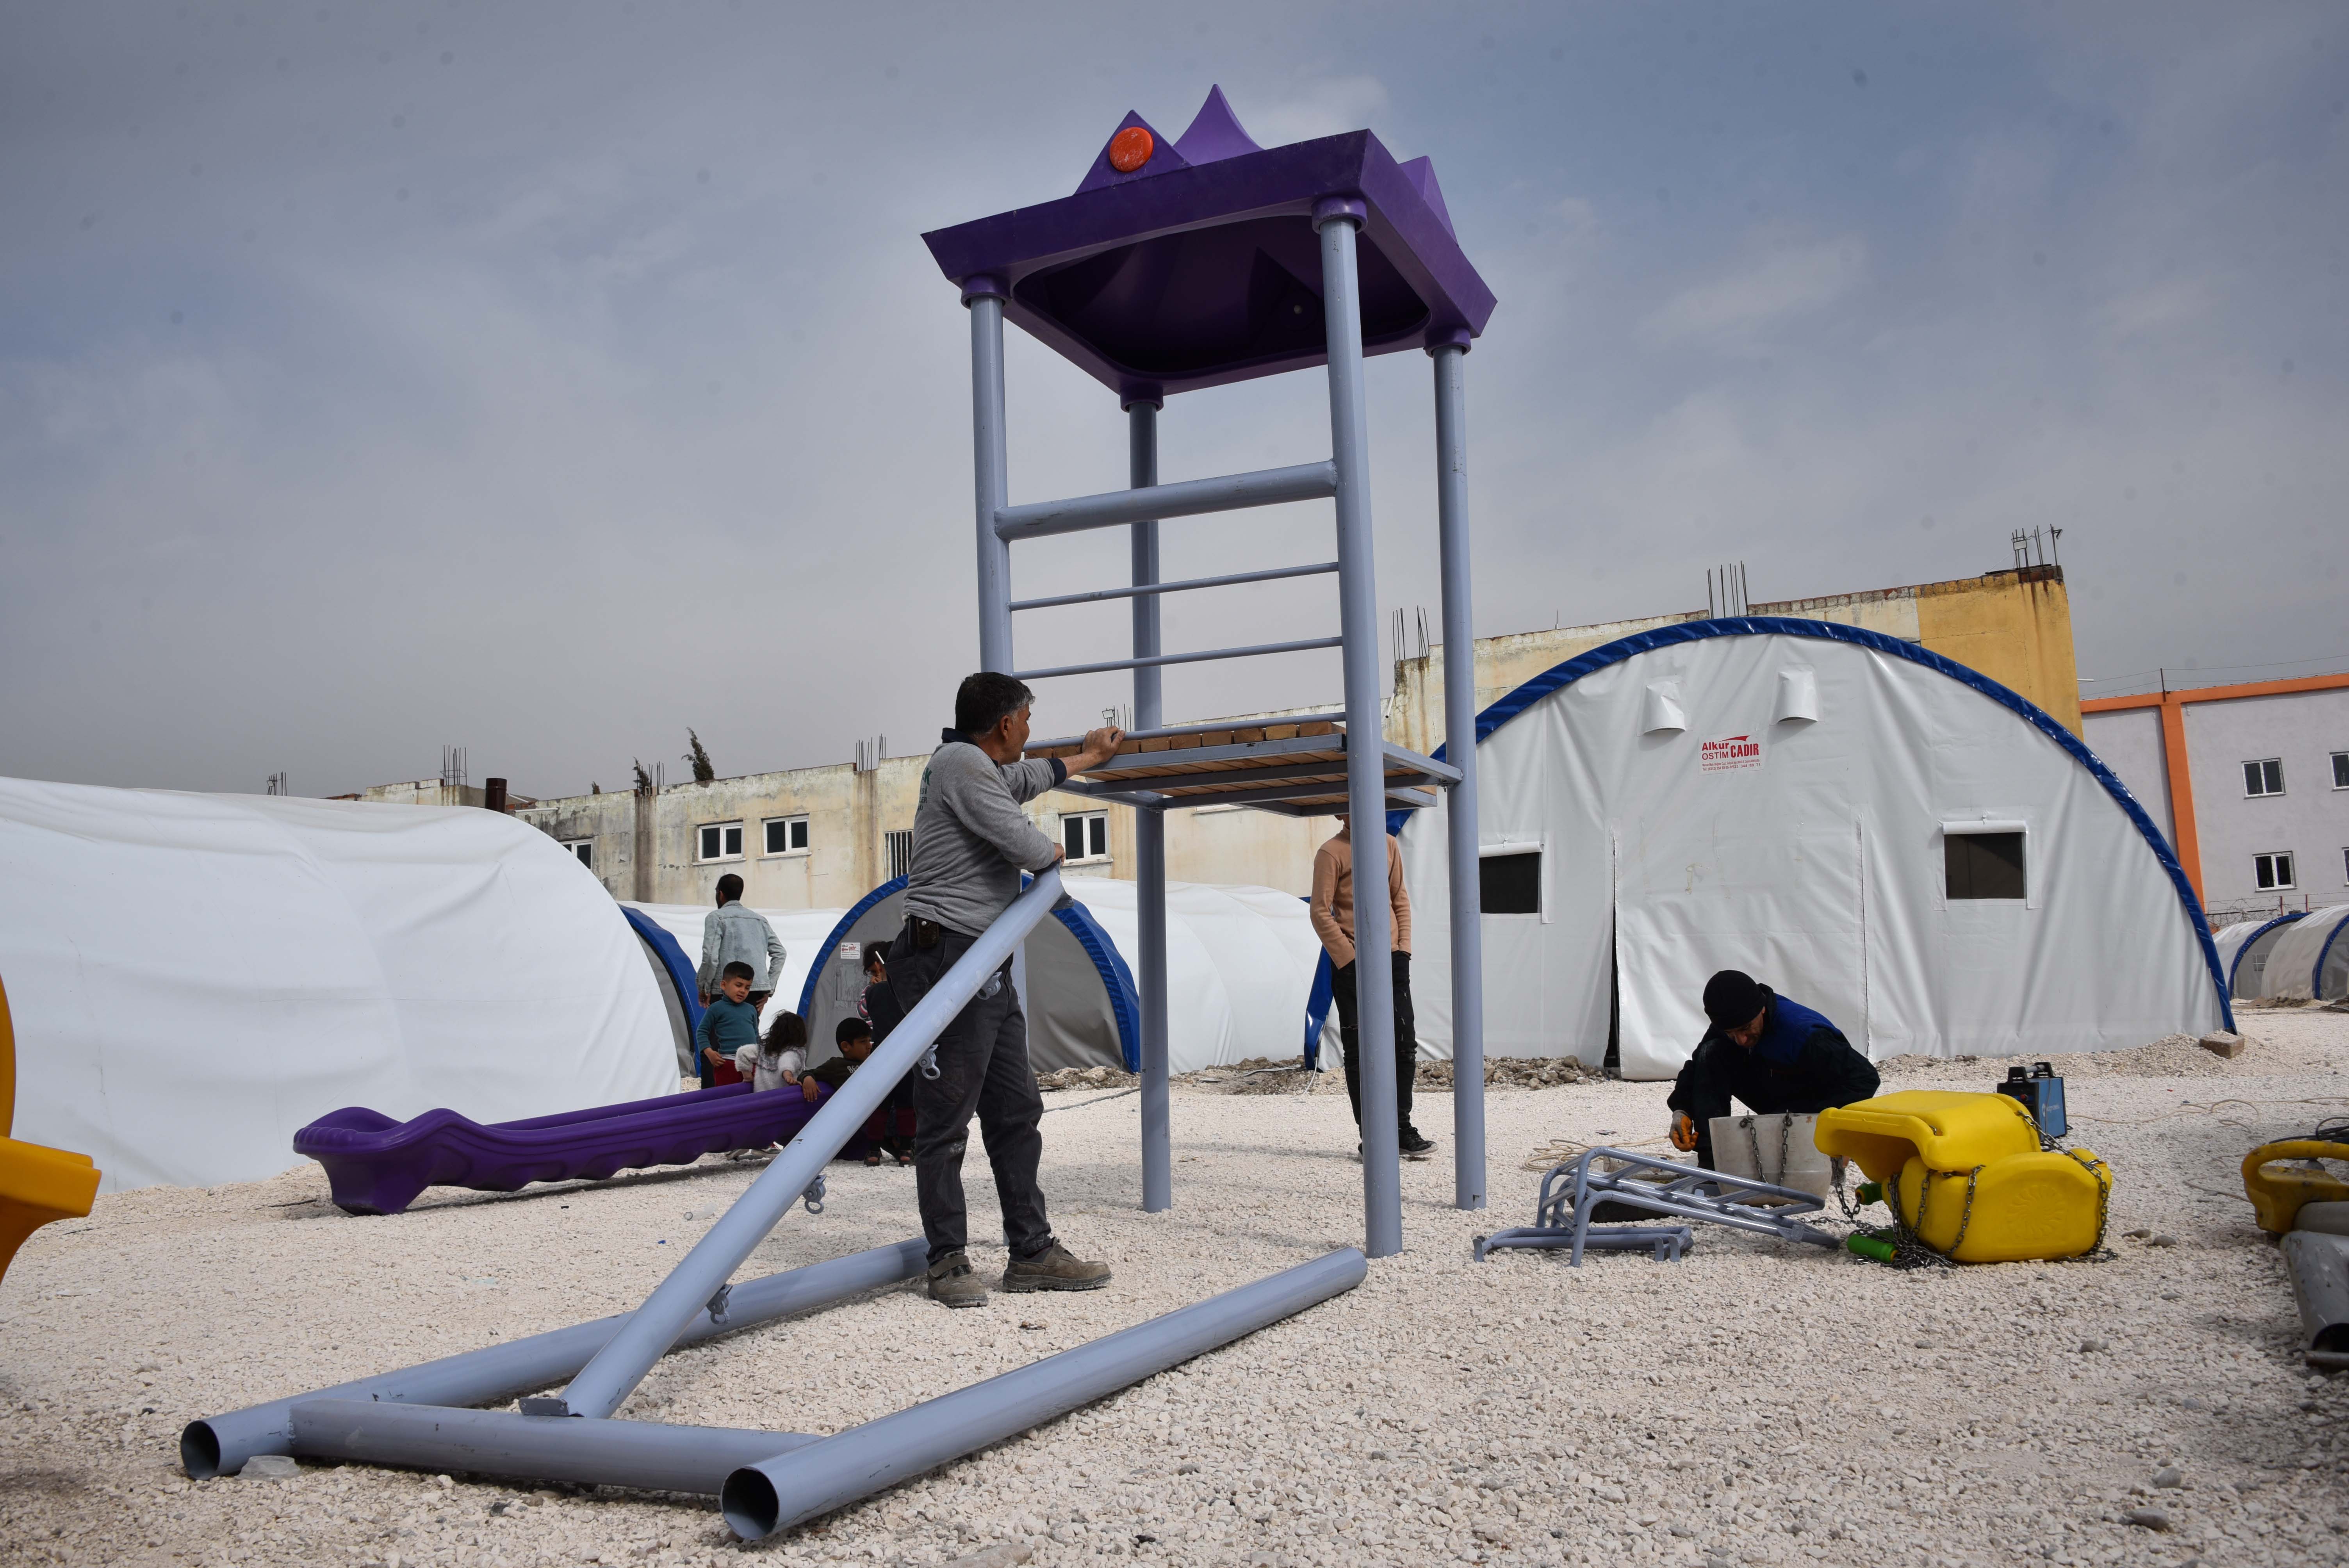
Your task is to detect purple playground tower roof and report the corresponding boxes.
[921,86,1497,404]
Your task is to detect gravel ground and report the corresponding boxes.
[4,1010,2347,1568]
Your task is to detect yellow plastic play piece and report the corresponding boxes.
[1891,1148,2111,1263]
[2240,1141,2349,1235]
[0,973,102,1285]
[1815,1090,2109,1263]
[1813,1090,2043,1185]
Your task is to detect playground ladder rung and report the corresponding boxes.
[1012,635,1341,684]
[1009,560,1339,613]
[993,460,1337,541]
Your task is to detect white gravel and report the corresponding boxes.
[5,1010,2348,1568]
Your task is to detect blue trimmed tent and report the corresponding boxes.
[1394,618,2231,1077]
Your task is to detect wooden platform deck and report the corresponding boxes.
[1026,721,1454,817]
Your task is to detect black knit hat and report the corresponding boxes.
[1702,969,1766,1032]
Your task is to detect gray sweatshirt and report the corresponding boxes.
[904,732,1067,937]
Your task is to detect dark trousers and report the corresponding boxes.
[889,918,1055,1266]
[1330,950,1419,1135]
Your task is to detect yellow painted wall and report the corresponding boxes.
[1912,566,2081,735]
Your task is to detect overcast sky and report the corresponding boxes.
[3,2,2342,800]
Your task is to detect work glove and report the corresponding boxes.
[1669,1112,1699,1153]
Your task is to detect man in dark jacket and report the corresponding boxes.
[1665,969,1879,1171]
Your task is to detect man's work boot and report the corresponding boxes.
[926,1251,987,1309]
[1001,1242,1112,1293]
[1399,1128,1436,1160]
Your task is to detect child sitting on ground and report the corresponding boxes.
[735,1010,808,1093]
[802,1017,916,1166]
[693,962,761,1089]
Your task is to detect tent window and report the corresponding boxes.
[1481,851,1543,915]
[885,829,914,880]
[1946,832,2026,900]
[1063,811,1109,863]
[2255,852,2296,891]
[697,821,743,862]
[2244,759,2285,797]
[763,815,809,855]
[561,839,593,869]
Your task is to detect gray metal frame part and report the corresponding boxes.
[1131,399,1174,1215]
[180,1240,925,1478]
[1011,635,1341,684]
[1477,1148,1839,1267]
[1318,207,1403,1258]
[553,869,1069,1419]
[1009,559,1337,612]
[289,1402,818,1494]
[722,1248,1367,1539]
[1431,341,1486,1213]
[2281,1229,2349,1370]
[994,460,1336,540]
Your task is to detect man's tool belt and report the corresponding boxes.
[911,916,943,950]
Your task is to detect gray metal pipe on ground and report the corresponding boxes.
[555,869,1067,1420]
[290,1401,816,1494]
[2282,1228,2349,1370]
[180,1238,923,1479]
[721,1248,1368,1540]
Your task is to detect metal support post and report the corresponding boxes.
[1316,203,1402,1259]
[1432,340,1485,1212]
[1130,398,1173,1213]
[969,283,1014,673]
[289,1403,817,1495]
[721,1248,1367,1539]
[554,871,1069,1420]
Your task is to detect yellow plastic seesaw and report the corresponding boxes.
[0,973,102,1285]
[2241,1140,2349,1235]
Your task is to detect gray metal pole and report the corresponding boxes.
[721,1249,1367,1539]
[291,1402,817,1495]
[556,870,1069,1420]
[1431,340,1486,1213]
[1315,203,1402,1259]
[1130,398,1173,1214]
[969,284,1014,673]
[181,1240,924,1479]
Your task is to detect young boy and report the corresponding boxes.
[804,1017,916,1165]
[693,961,761,1089]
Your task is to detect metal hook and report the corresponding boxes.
[802,1174,827,1215]
[920,1046,941,1081]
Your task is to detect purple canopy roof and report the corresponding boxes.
[922,87,1496,403]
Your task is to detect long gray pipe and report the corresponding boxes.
[291,1402,816,1494]
[721,1247,1367,1540]
[1431,340,1486,1213]
[554,868,1068,1420]
[2282,1228,2349,1370]
[181,1239,924,1479]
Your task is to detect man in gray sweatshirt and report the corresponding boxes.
[893,671,1123,1308]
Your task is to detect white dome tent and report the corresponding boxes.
[2212,912,2307,1000]
[1395,620,2231,1077]
[0,776,677,1193]
[794,876,1332,1077]
[2257,903,2349,1002]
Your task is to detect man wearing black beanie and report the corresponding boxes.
[1663,969,1879,1170]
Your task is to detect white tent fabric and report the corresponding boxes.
[0,776,676,1193]
[618,902,843,1044]
[1059,878,1335,1073]
[2212,914,2308,1000]
[2258,903,2349,1002]
[1398,625,2228,1078]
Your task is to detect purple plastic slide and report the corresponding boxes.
[294,1083,838,1217]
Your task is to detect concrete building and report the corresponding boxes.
[2082,672,2349,923]
[510,560,2084,909]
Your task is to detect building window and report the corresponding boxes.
[2244,759,2285,797]
[560,839,593,869]
[1062,811,1109,863]
[763,816,809,856]
[2255,851,2296,891]
[1479,851,1542,916]
[885,829,914,881]
[1946,831,2027,900]
[697,821,744,862]
[2334,752,2348,789]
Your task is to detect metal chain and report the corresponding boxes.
[1739,1113,1796,1187]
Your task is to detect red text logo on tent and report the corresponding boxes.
[1700,734,1763,772]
